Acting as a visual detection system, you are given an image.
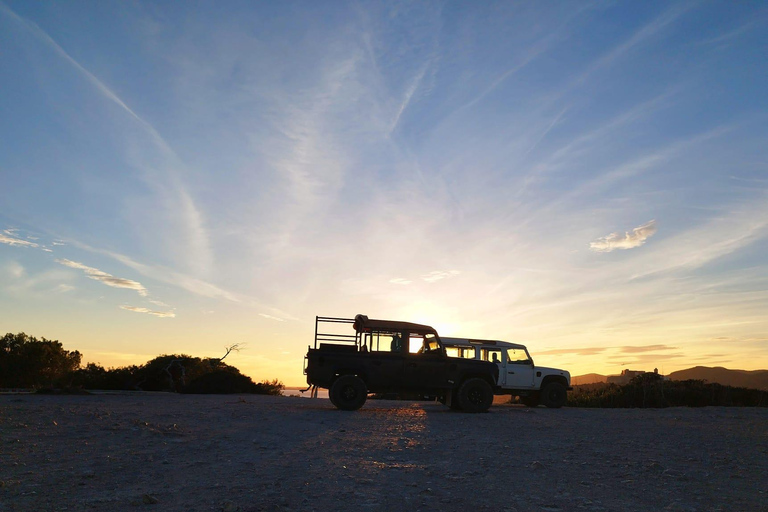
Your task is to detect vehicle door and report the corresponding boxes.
[480,348,505,386]
[362,330,406,389]
[401,332,449,391]
[504,347,535,388]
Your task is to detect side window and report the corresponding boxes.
[481,348,504,364]
[365,331,404,352]
[446,347,476,359]
[408,333,441,355]
[506,348,530,364]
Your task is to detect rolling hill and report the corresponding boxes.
[571,373,607,385]
[572,366,768,391]
[667,367,768,391]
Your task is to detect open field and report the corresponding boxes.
[1,394,766,512]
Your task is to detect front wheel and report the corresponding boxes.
[457,378,493,413]
[329,375,367,411]
[540,382,567,408]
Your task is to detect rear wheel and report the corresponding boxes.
[457,378,493,413]
[540,382,567,408]
[329,375,367,411]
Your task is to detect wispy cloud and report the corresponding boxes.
[538,347,608,356]
[120,305,175,318]
[697,17,766,47]
[259,313,285,322]
[56,258,148,296]
[0,232,39,248]
[620,344,678,354]
[5,261,25,278]
[421,270,461,283]
[572,3,691,86]
[629,196,768,279]
[389,278,412,285]
[590,220,658,253]
[1,3,213,277]
[71,241,241,303]
[389,60,430,134]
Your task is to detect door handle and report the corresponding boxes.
[507,371,515,374]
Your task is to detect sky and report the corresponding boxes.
[1,1,767,386]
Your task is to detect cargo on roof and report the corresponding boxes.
[352,314,437,335]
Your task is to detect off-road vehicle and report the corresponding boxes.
[441,337,571,408]
[303,315,499,412]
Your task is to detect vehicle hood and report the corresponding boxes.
[535,366,571,381]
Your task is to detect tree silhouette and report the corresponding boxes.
[0,333,81,388]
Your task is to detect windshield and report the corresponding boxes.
[506,347,531,364]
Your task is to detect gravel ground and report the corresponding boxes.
[1,394,767,512]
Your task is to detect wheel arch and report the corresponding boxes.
[540,374,568,390]
[460,372,497,389]
[331,368,368,385]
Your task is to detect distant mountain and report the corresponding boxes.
[572,373,607,385]
[668,366,768,391]
[571,366,768,390]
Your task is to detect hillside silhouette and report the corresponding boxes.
[667,366,768,391]
[571,373,608,385]
[573,366,768,390]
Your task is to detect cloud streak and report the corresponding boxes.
[56,258,148,296]
[590,220,658,253]
[0,232,39,248]
[1,3,213,277]
[120,305,175,318]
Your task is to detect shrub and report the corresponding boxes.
[569,375,768,408]
[0,333,81,388]
[182,369,258,394]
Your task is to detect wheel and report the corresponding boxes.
[328,388,339,408]
[329,375,367,411]
[520,394,539,407]
[456,378,493,413]
[540,382,567,408]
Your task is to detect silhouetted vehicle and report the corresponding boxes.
[441,337,571,408]
[304,315,499,412]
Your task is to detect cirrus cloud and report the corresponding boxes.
[55,258,148,296]
[120,305,176,318]
[590,220,658,253]
[0,232,39,248]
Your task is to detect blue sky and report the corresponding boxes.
[1,1,767,384]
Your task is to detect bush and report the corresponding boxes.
[0,333,81,388]
[253,378,285,396]
[569,374,768,408]
[2,332,284,396]
[182,369,258,394]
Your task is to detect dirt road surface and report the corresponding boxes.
[1,394,766,511]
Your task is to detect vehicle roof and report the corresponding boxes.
[441,337,527,350]
[353,314,437,335]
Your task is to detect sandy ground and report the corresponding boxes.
[1,394,766,512]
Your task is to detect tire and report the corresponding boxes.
[456,378,493,413]
[328,388,339,408]
[540,382,567,408]
[329,375,367,411]
[520,394,539,407]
